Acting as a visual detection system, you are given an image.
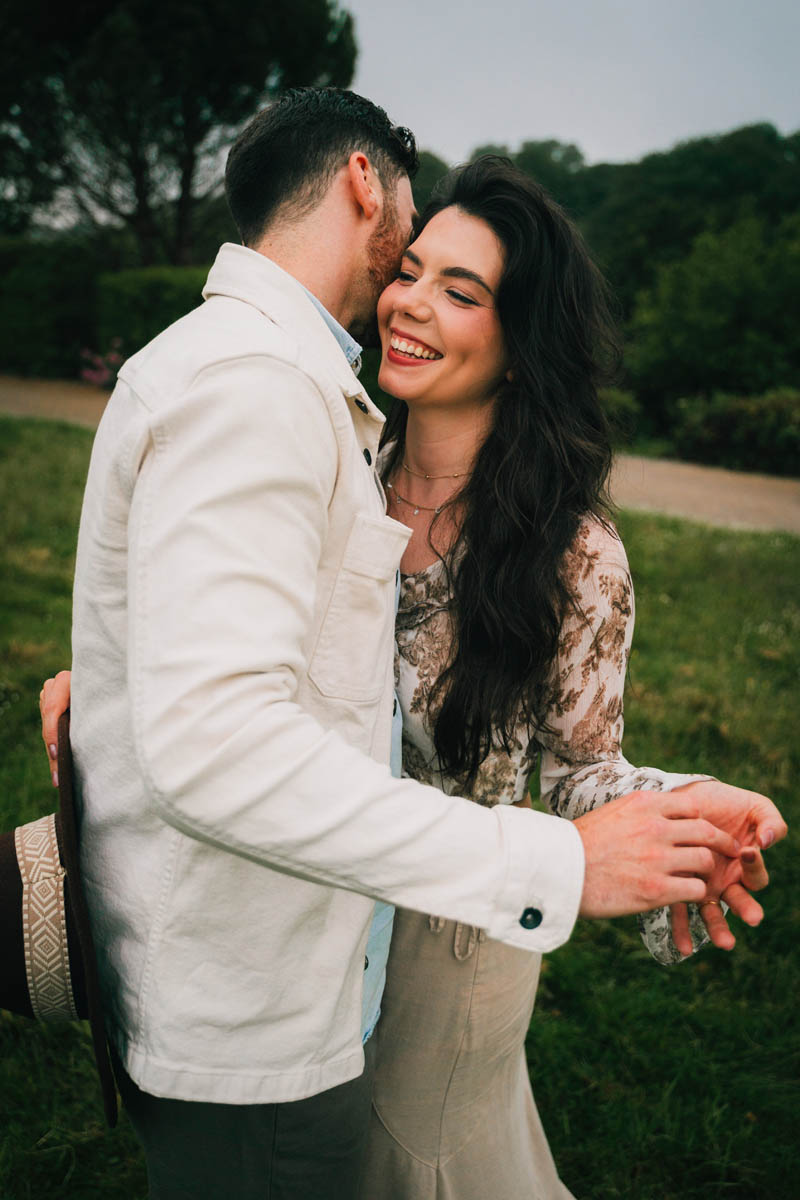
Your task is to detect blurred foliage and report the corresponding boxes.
[476,123,800,314]
[0,0,356,263]
[95,267,209,361]
[490,124,800,461]
[473,139,587,215]
[0,238,103,377]
[3,90,800,474]
[412,150,451,214]
[599,386,642,446]
[577,123,800,313]
[627,214,800,429]
[671,389,800,477]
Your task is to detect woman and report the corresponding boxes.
[355,157,766,1198]
[40,157,768,1199]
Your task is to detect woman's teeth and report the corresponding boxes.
[390,336,442,360]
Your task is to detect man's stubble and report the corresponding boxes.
[350,188,405,349]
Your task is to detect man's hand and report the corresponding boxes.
[667,780,785,954]
[39,669,72,787]
[575,790,741,919]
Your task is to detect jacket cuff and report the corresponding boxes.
[486,806,585,952]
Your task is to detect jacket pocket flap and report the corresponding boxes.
[341,513,410,582]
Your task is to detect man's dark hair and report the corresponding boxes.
[225,87,418,245]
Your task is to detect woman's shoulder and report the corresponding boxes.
[562,514,629,593]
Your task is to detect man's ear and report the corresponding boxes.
[347,151,381,220]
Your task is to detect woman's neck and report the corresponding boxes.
[403,407,491,482]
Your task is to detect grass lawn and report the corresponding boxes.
[1,415,798,1199]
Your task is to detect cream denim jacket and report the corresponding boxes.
[70,244,584,1104]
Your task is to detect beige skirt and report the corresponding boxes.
[358,908,575,1200]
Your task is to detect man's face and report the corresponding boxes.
[354,174,416,346]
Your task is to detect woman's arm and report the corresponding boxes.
[526,519,765,962]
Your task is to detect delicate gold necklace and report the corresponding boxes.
[386,481,451,516]
[403,461,469,481]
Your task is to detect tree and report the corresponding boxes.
[627,214,800,428]
[469,142,511,161]
[513,139,586,213]
[1,0,357,263]
[581,124,800,313]
[468,139,587,214]
[412,150,450,213]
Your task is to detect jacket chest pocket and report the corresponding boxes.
[308,512,410,704]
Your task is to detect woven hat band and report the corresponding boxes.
[15,814,79,1022]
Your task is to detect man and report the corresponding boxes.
[44,88,783,1197]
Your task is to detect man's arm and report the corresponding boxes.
[55,357,771,951]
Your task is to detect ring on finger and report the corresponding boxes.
[700,898,723,909]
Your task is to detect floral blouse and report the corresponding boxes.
[395,517,710,964]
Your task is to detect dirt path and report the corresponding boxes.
[0,375,109,429]
[2,374,799,535]
[612,454,800,535]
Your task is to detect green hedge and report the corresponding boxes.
[95,266,209,360]
[599,387,641,445]
[672,389,800,477]
[0,237,101,377]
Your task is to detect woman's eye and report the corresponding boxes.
[397,270,416,282]
[447,289,478,305]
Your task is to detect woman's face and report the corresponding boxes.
[377,206,509,413]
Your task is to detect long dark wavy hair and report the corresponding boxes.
[380,156,620,791]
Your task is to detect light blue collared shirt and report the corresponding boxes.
[300,286,400,1044]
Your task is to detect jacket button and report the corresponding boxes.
[356,399,368,413]
[519,907,543,930]
[364,955,369,971]
[363,448,372,465]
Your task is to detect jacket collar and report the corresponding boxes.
[203,244,383,422]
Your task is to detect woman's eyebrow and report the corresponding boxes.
[404,248,494,297]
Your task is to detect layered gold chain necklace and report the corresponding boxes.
[402,461,468,481]
[385,482,444,516]
[386,461,470,516]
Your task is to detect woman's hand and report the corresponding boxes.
[39,669,72,786]
[667,779,785,955]
[669,844,770,954]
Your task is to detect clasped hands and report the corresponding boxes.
[575,781,785,956]
[41,672,785,958]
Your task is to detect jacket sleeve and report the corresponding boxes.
[532,521,713,963]
[127,354,584,953]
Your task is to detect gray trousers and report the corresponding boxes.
[112,1038,376,1200]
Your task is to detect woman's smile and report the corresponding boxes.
[387,328,444,364]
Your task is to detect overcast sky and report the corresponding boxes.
[344,0,799,165]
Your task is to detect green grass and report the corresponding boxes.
[530,513,800,1200]
[1,415,798,1198]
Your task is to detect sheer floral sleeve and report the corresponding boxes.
[518,519,713,964]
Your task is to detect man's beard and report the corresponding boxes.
[351,198,403,348]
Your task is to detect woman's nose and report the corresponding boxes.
[398,281,433,321]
